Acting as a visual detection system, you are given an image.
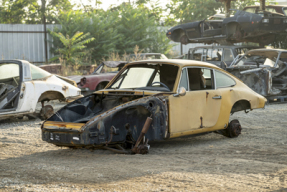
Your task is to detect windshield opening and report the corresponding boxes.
[235,51,280,67]
[0,63,20,87]
[93,64,119,74]
[109,64,179,92]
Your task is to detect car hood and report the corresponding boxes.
[67,75,82,83]
[68,73,117,83]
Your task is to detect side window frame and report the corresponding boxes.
[177,66,216,92]
[214,70,236,89]
[178,67,189,92]
[192,48,204,61]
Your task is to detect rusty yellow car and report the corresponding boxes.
[41,60,266,154]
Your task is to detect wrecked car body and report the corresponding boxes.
[69,61,127,95]
[166,9,287,45]
[187,45,260,67]
[0,60,82,121]
[227,49,287,102]
[41,60,266,154]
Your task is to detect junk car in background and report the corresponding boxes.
[39,64,97,76]
[126,53,168,61]
[69,61,127,96]
[0,60,82,121]
[243,5,287,16]
[41,59,266,154]
[187,45,260,67]
[166,9,287,46]
[227,49,287,102]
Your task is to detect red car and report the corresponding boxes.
[69,61,127,95]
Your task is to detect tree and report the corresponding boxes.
[0,0,73,24]
[0,0,37,23]
[164,0,276,25]
[115,4,172,54]
[50,31,95,65]
[165,0,222,25]
[50,4,173,62]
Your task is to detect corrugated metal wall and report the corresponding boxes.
[0,24,202,63]
[0,24,60,63]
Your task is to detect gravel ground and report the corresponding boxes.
[0,103,287,192]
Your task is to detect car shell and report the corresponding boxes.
[243,5,287,16]
[167,9,287,45]
[0,60,82,120]
[187,45,260,67]
[70,61,127,95]
[227,48,287,100]
[41,59,266,150]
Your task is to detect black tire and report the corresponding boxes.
[96,82,108,91]
[225,119,242,138]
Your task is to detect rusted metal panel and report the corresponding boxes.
[227,49,287,100]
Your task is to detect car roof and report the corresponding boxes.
[246,48,287,54]
[189,45,260,50]
[128,59,222,69]
[244,5,287,8]
[129,53,163,56]
[102,61,127,68]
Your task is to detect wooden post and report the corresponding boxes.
[216,0,232,18]
[41,0,48,64]
[260,0,266,11]
[225,0,231,18]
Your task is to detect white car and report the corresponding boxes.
[0,60,82,120]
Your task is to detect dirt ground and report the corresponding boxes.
[1,102,287,192]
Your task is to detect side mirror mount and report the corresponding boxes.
[173,87,187,97]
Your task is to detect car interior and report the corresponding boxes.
[0,63,21,110]
[187,68,214,91]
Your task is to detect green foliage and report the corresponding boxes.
[0,0,36,23]
[231,0,276,10]
[166,0,222,25]
[0,0,73,24]
[50,3,173,63]
[49,31,95,65]
[165,0,277,26]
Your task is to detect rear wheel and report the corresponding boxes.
[227,23,243,40]
[225,119,242,138]
[96,82,108,91]
[180,35,189,45]
[39,105,54,120]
